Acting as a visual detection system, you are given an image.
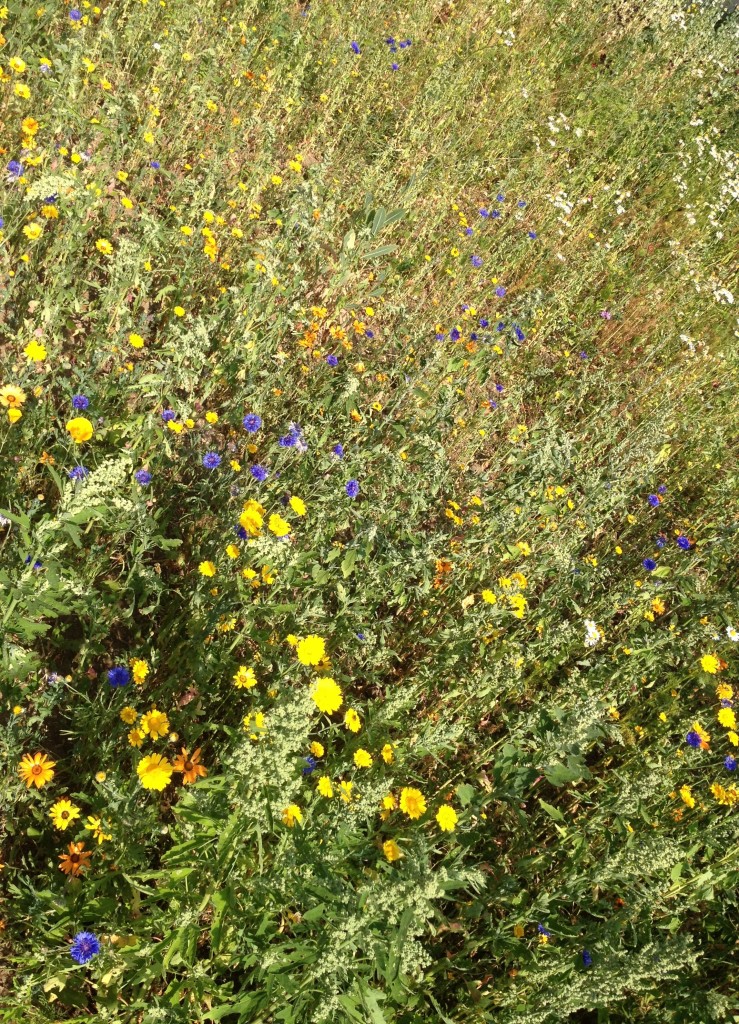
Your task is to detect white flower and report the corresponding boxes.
[584,619,602,648]
[727,626,739,643]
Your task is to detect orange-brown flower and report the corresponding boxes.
[59,841,92,877]
[172,747,207,785]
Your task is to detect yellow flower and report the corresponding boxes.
[718,708,737,730]
[310,741,325,758]
[700,654,720,674]
[289,496,307,516]
[339,781,355,803]
[128,728,144,748]
[225,544,240,559]
[436,805,458,832]
[7,407,22,423]
[18,751,55,789]
[198,561,216,577]
[137,753,173,790]
[131,658,149,685]
[268,513,291,537]
[516,540,532,556]
[243,711,267,740]
[382,793,397,811]
[66,417,94,443]
[173,306,185,317]
[400,787,426,820]
[233,665,257,689]
[727,731,738,747]
[22,118,40,138]
[297,634,326,666]
[711,782,739,806]
[0,385,26,408]
[9,56,27,73]
[716,684,734,701]
[96,238,114,255]
[140,708,170,740]
[24,341,47,364]
[49,798,81,831]
[120,706,137,725]
[129,333,145,349]
[354,748,373,768]
[481,589,497,604]
[383,840,403,862]
[205,411,219,424]
[344,709,361,733]
[317,776,334,798]
[239,500,265,536]
[23,222,42,240]
[381,743,394,764]
[85,815,112,844]
[679,784,695,809]
[282,804,302,827]
[14,82,30,99]
[311,677,343,714]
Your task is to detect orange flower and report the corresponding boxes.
[18,751,56,789]
[172,747,207,785]
[59,841,92,877]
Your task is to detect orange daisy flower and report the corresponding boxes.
[59,841,92,877]
[171,747,207,785]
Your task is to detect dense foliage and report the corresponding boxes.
[1,0,738,1021]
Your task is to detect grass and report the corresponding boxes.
[0,0,738,1021]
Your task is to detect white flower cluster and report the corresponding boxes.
[584,618,602,648]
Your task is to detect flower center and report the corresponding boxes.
[184,761,193,771]
[70,853,80,864]
[31,764,43,776]
[61,811,69,819]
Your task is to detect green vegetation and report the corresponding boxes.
[1,0,737,1021]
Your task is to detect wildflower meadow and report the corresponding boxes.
[1,0,738,1021]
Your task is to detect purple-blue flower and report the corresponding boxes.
[72,394,89,410]
[495,286,506,298]
[648,494,660,508]
[68,466,89,482]
[677,535,691,550]
[332,443,344,459]
[450,328,460,342]
[107,666,130,688]
[326,354,339,367]
[655,535,667,549]
[242,413,262,433]
[70,932,100,964]
[479,318,489,328]
[150,160,160,169]
[351,41,361,54]
[582,950,593,968]
[7,160,23,178]
[345,479,360,498]
[528,230,537,239]
[725,756,737,772]
[686,731,702,748]
[69,9,82,20]
[471,255,483,268]
[491,209,500,219]
[135,469,152,485]
[479,208,489,218]
[250,464,268,482]
[496,193,505,202]
[642,558,657,571]
[391,62,399,71]
[513,325,525,342]
[202,451,221,469]
[161,409,175,422]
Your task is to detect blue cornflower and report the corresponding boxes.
[326,353,339,367]
[302,755,318,776]
[537,924,551,936]
[491,209,500,219]
[345,479,360,498]
[495,286,506,298]
[435,332,445,341]
[400,39,412,47]
[479,208,489,218]
[72,394,89,410]
[279,432,297,448]
[580,351,588,359]
[725,756,737,771]
[655,535,667,549]
[107,666,130,688]
[471,255,483,267]
[70,932,100,964]
[68,466,89,481]
[450,328,460,342]
[202,451,221,469]
[582,950,593,968]
[7,160,23,178]
[496,322,506,332]
[386,36,395,45]
[495,383,504,393]
[391,63,399,71]
[250,464,268,482]
[235,525,248,540]
[686,731,702,748]
[677,535,691,550]
[365,329,374,339]
[642,558,657,571]
[657,484,667,494]
[69,8,82,19]
[332,443,344,459]
[496,193,505,202]
[242,413,262,433]
[470,332,478,341]
[528,230,537,239]
[720,699,733,709]
[513,325,525,341]
[0,217,3,230]
[350,41,361,54]
[150,160,160,169]
[135,469,152,485]
[648,494,660,507]
[488,400,498,410]
[465,227,474,236]
[356,632,366,640]
[161,409,176,422]
[479,318,489,328]
[517,200,527,208]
